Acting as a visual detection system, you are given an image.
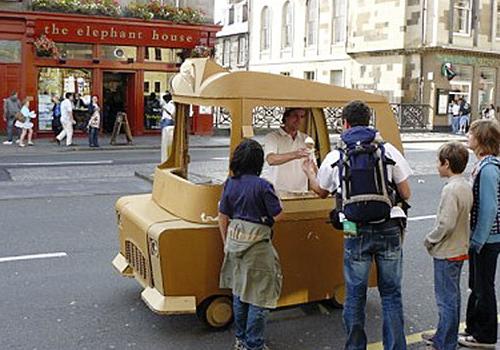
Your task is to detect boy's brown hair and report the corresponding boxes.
[438,142,469,174]
[469,119,500,156]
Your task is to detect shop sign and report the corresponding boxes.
[34,20,201,48]
[437,54,499,67]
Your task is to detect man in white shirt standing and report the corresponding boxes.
[160,92,176,162]
[303,100,412,350]
[56,92,75,146]
[263,108,310,193]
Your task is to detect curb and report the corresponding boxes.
[134,171,154,184]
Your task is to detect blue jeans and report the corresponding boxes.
[233,295,269,350]
[451,116,460,133]
[343,220,406,350]
[88,127,99,147]
[433,258,463,350]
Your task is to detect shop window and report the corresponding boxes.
[304,71,315,80]
[330,70,343,86]
[100,45,137,61]
[260,6,270,51]
[332,0,346,43]
[306,0,318,46]
[55,43,92,59]
[144,71,175,130]
[281,1,292,49]
[453,0,471,35]
[0,40,21,63]
[37,68,92,131]
[145,47,183,63]
[478,67,496,114]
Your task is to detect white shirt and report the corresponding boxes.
[263,128,309,193]
[452,104,460,116]
[161,100,175,120]
[317,141,413,218]
[60,99,73,123]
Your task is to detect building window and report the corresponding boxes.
[154,81,161,93]
[100,45,137,61]
[478,68,496,114]
[304,71,315,80]
[260,6,270,51]
[145,48,183,63]
[306,0,318,46]
[330,70,343,86]
[332,0,346,43]
[453,0,472,35]
[242,3,248,22]
[55,43,92,60]
[237,36,246,65]
[222,39,231,66]
[144,81,150,93]
[497,2,500,39]
[228,6,235,25]
[281,1,292,49]
[0,40,21,63]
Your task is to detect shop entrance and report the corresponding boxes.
[102,72,135,134]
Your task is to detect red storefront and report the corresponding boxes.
[0,10,219,136]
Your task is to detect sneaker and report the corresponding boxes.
[55,139,60,145]
[15,139,20,144]
[2,140,12,145]
[458,335,496,348]
[28,141,34,146]
[19,143,25,147]
[233,338,244,350]
[421,332,434,345]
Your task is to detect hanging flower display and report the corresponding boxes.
[33,35,60,58]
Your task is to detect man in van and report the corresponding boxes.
[263,108,311,193]
[302,100,412,350]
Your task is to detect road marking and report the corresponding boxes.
[211,157,229,160]
[408,215,436,222]
[0,252,68,263]
[1,160,113,167]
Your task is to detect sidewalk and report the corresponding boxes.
[0,131,468,153]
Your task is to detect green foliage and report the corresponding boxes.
[31,0,207,24]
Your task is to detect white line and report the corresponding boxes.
[2,160,113,167]
[0,252,68,263]
[211,157,229,160]
[408,215,436,222]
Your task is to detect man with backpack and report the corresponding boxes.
[303,100,412,350]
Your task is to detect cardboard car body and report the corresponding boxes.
[112,58,403,328]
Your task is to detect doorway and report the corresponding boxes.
[102,72,134,134]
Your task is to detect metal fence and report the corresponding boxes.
[213,104,431,131]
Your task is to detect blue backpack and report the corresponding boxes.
[53,104,61,118]
[334,126,395,224]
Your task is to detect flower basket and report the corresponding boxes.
[33,35,60,58]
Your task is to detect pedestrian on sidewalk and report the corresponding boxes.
[51,95,62,141]
[459,119,500,349]
[459,98,471,134]
[2,91,21,145]
[56,92,76,146]
[15,98,36,147]
[87,95,100,148]
[218,139,283,350]
[451,100,460,134]
[422,142,472,350]
[160,92,175,162]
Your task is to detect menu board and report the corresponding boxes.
[38,94,54,131]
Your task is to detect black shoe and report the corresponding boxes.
[56,139,60,145]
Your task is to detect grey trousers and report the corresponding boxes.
[6,117,18,141]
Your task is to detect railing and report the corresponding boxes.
[213,104,431,131]
[390,103,431,130]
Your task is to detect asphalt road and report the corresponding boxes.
[0,143,497,350]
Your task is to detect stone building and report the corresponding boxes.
[248,0,500,129]
[214,0,249,71]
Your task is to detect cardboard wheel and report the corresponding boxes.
[196,295,233,329]
[331,284,345,308]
